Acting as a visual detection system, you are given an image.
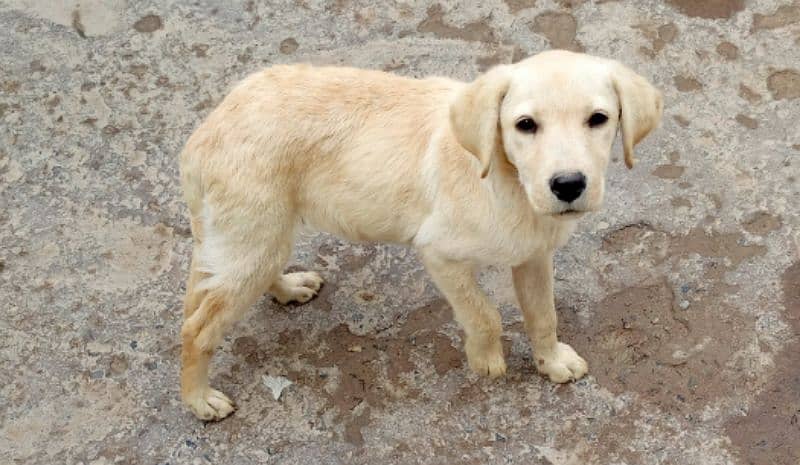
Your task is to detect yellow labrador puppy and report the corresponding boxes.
[179,50,662,420]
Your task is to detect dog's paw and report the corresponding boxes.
[185,388,236,421]
[536,342,588,383]
[272,271,324,304]
[466,343,507,378]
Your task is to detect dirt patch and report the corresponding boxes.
[133,15,162,33]
[767,69,800,100]
[716,41,738,60]
[556,0,585,7]
[652,159,685,179]
[671,197,692,208]
[504,0,536,14]
[582,224,767,412]
[676,227,766,267]
[190,44,209,58]
[565,280,752,413]
[600,222,675,272]
[673,115,690,127]
[656,23,678,49]
[532,11,583,51]
[279,38,298,54]
[724,262,800,465]
[635,22,678,56]
[476,47,511,72]
[742,211,781,236]
[674,75,703,92]
[752,4,800,31]
[315,241,378,272]
[734,114,758,129]
[417,4,495,43]
[71,10,86,38]
[665,0,745,19]
[739,84,762,103]
[264,299,461,445]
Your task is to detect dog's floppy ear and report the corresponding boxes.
[611,63,663,169]
[450,65,512,178]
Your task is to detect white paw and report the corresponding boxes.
[535,342,588,383]
[185,388,236,421]
[466,339,507,378]
[272,271,324,304]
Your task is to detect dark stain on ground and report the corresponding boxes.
[665,0,745,19]
[673,114,690,127]
[564,280,752,413]
[674,75,703,92]
[739,83,762,103]
[245,299,461,445]
[725,261,800,465]
[554,401,647,464]
[532,11,583,52]
[767,69,800,100]
[583,224,767,414]
[190,44,209,58]
[752,4,800,31]
[416,4,496,43]
[652,163,685,179]
[133,15,163,33]
[314,240,378,273]
[476,46,511,72]
[742,211,781,236]
[716,41,738,60]
[671,197,692,208]
[503,0,536,14]
[71,10,86,38]
[635,22,678,56]
[279,38,299,54]
[735,114,759,129]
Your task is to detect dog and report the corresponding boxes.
[178,50,662,420]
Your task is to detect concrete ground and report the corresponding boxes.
[1,0,798,463]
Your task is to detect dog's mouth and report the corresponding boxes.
[552,209,585,218]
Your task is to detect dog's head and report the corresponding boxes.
[450,50,662,217]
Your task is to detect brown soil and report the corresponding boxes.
[263,299,462,445]
[724,262,800,465]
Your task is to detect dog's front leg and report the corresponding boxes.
[512,254,588,383]
[421,252,506,377]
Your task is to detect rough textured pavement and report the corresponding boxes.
[1,0,799,464]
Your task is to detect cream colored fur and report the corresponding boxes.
[178,50,663,420]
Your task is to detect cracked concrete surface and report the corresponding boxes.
[1,0,799,464]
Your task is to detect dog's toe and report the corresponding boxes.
[272,271,324,304]
[186,388,236,421]
[536,342,588,384]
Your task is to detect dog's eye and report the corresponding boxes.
[515,117,538,133]
[588,112,609,128]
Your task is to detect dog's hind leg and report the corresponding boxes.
[180,203,293,420]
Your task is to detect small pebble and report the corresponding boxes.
[680,300,690,310]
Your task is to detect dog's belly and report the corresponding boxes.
[299,206,420,244]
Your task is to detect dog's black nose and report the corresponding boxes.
[549,172,586,203]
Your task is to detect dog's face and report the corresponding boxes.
[450,50,663,217]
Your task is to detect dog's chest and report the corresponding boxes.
[416,204,576,266]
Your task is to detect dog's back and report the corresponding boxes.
[180,65,459,243]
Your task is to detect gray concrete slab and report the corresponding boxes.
[1,0,798,464]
